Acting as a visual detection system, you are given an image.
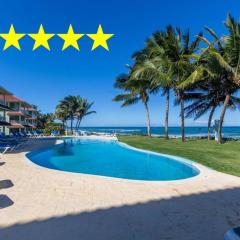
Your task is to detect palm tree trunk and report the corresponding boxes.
[180,95,185,142]
[165,89,170,140]
[143,101,151,137]
[77,118,82,129]
[70,117,73,135]
[208,106,216,140]
[218,94,230,144]
[63,120,67,135]
[75,119,79,130]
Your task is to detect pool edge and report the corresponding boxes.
[24,137,211,183]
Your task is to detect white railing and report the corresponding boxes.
[10,120,25,125]
[0,116,7,121]
[0,99,7,106]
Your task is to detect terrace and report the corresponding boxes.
[1,138,240,240]
[0,94,39,133]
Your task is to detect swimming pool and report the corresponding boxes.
[27,138,200,181]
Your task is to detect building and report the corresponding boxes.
[0,87,14,134]
[0,86,39,135]
[25,104,38,130]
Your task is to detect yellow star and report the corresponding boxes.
[28,24,54,51]
[87,24,114,51]
[0,24,25,51]
[58,24,84,51]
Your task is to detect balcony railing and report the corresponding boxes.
[10,120,25,125]
[8,108,33,116]
[10,120,35,126]
[0,116,7,121]
[26,111,36,116]
[0,99,7,106]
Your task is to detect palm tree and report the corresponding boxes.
[36,112,55,129]
[74,96,84,130]
[55,104,69,131]
[184,93,217,141]
[57,96,79,134]
[56,96,96,134]
[163,88,170,139]
[147,26,203,141]
[184,79,240,140]
[131,48,172,139]
[113,73,153,136]
[75,99,96,130]
[180,15,240,143]
[211,15,240,143]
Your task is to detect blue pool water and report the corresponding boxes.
[27,138,199,181]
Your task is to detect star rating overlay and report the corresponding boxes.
[28,24,55,51]
[58,24,84,51]
[0,25,25,51]
[0,24,114,51]
[87,24,114,51]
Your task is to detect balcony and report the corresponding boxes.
[0,99,7,106]
[10,120,23,124]
[9,120,34,128]
[24,109,38,118]
[0,100,13,111]
[0,116,7,121]
[7,111,24,116]
[7,108,32,117]
[0,116,11,126]
[9,120,25,129]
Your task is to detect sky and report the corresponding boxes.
[0,0,240,127]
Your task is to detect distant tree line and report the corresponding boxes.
[36,96,96,135]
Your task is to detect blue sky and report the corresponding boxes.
[0,0,240,126]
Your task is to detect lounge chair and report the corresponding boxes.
[10,133,28,142]
[0,133,27,149]
[75,131,80,136]
[0,146,11,155]
[225,226,240,239]
[18,132,28,138]
[81,131,87,136]
[32,131,38,137]
[51,131,60,137]
[0,142,19,155]
[0,134,19,144]
[32,131,44,137]
[0,132,26,153]
[27,131,35,137]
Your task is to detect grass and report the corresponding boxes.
[118,135,240,177]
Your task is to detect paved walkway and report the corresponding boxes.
[0,138,240,240]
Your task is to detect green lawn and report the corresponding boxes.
[118,135,240,177]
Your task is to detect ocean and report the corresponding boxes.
[78,126,240,138]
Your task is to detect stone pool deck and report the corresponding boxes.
[0,137,240,240]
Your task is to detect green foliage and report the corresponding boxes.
[113,14,240,143]
[55,95,96,133]
[43,122,64,136]
[113,53,153,136]
[36,113,55,129]
[113,52,153,108]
